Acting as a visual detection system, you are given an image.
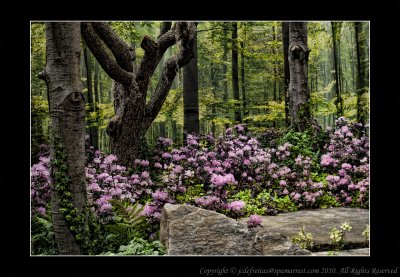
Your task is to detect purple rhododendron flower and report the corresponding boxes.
[248,215,262,228]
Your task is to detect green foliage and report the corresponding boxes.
[51,137,90,251]
[279,130,318,164]
[272,193,298,213]
[315,194,340,209]
[244,101,285,123]
[330,222,352,250]
[100,237,166,256]
[31,215,58,255]
[291,226,314,250]
[105,200,148,245]
[230,189,268,216]
[176,184,205,204]
[362,225,369,244]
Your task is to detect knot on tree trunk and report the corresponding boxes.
[106,116,122,138]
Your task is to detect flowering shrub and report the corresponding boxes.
[247,214,262,228]
[321,117,369,208]
[31,156,51,216]
[31,118,369,254]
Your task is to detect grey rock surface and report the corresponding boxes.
[312,248,369,256]
[241,207,369,245]
[160,204,310,256]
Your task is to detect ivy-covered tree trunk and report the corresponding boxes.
[288,22,311,132]
[282,22,290,127]
[39,22,87,254]
[81,22,196,167]
[355,22,369,125]
[183,31,200,137]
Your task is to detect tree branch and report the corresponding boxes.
[81,23,133,86]
[144,22,196,128]
[91,22,135,72]
[158,22,172,38]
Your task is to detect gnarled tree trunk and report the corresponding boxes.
[288,22,311,132]
[81,22,196,167]
[39,22,87,254]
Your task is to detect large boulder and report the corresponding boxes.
[240,207,369,246]
[160,204,310,256]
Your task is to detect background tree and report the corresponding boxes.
[288,22,311,132]
[331,22,344,117]
[81,22,196,166]
[282,21,291,127]
[355,22,369,125]
[183,27,200,137]
[231,22,242,123]
[39,22,88,254]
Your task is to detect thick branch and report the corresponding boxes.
[158,22,172,38]
[91,22,134,72]
[144,22,196,128]
[81,23,133,86]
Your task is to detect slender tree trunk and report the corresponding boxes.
[83,46,98,149]
[288,22,311,132]
[272,25,278,127]
[211,61,217,135]
[331,22,343,117]
[282,22,290,127]
[39,22,87,255]
[231,22,242,123]
[355,22,368,125]
[222,23,229,128]
[240,23,248,119]
[183,31,200,137]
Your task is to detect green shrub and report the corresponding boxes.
[100,237,166,255]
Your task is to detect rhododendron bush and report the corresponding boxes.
[31,117,369,235]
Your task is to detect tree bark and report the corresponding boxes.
[222,23,229,128]
[183,31,200,137]
[282,22,290,127]
[83,46,98,149]
[355,22,369,125]
[240,39,248,118]
[288,22,311,132]
[82,22,196,166]
[331,22,343,117]
[231,22,242,123]
[40,22,87,254]
[272,25,278,127]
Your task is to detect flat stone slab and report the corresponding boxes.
[241,207,369,245]
[312,248,369,256]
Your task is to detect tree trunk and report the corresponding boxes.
[355,22,368,125]
[183,31,200,137]
[83,46,98,149]
[159,122,166,137]
[231,22,242,123]
[222,23,229,128]
[82,22,196,167]
[331,22,343,117]
[39,22,87,255]
[210,60,217,135]
[282,22,290,127]
[272,25,278,127]
[240,40,248,118]
[288,22,311,132]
